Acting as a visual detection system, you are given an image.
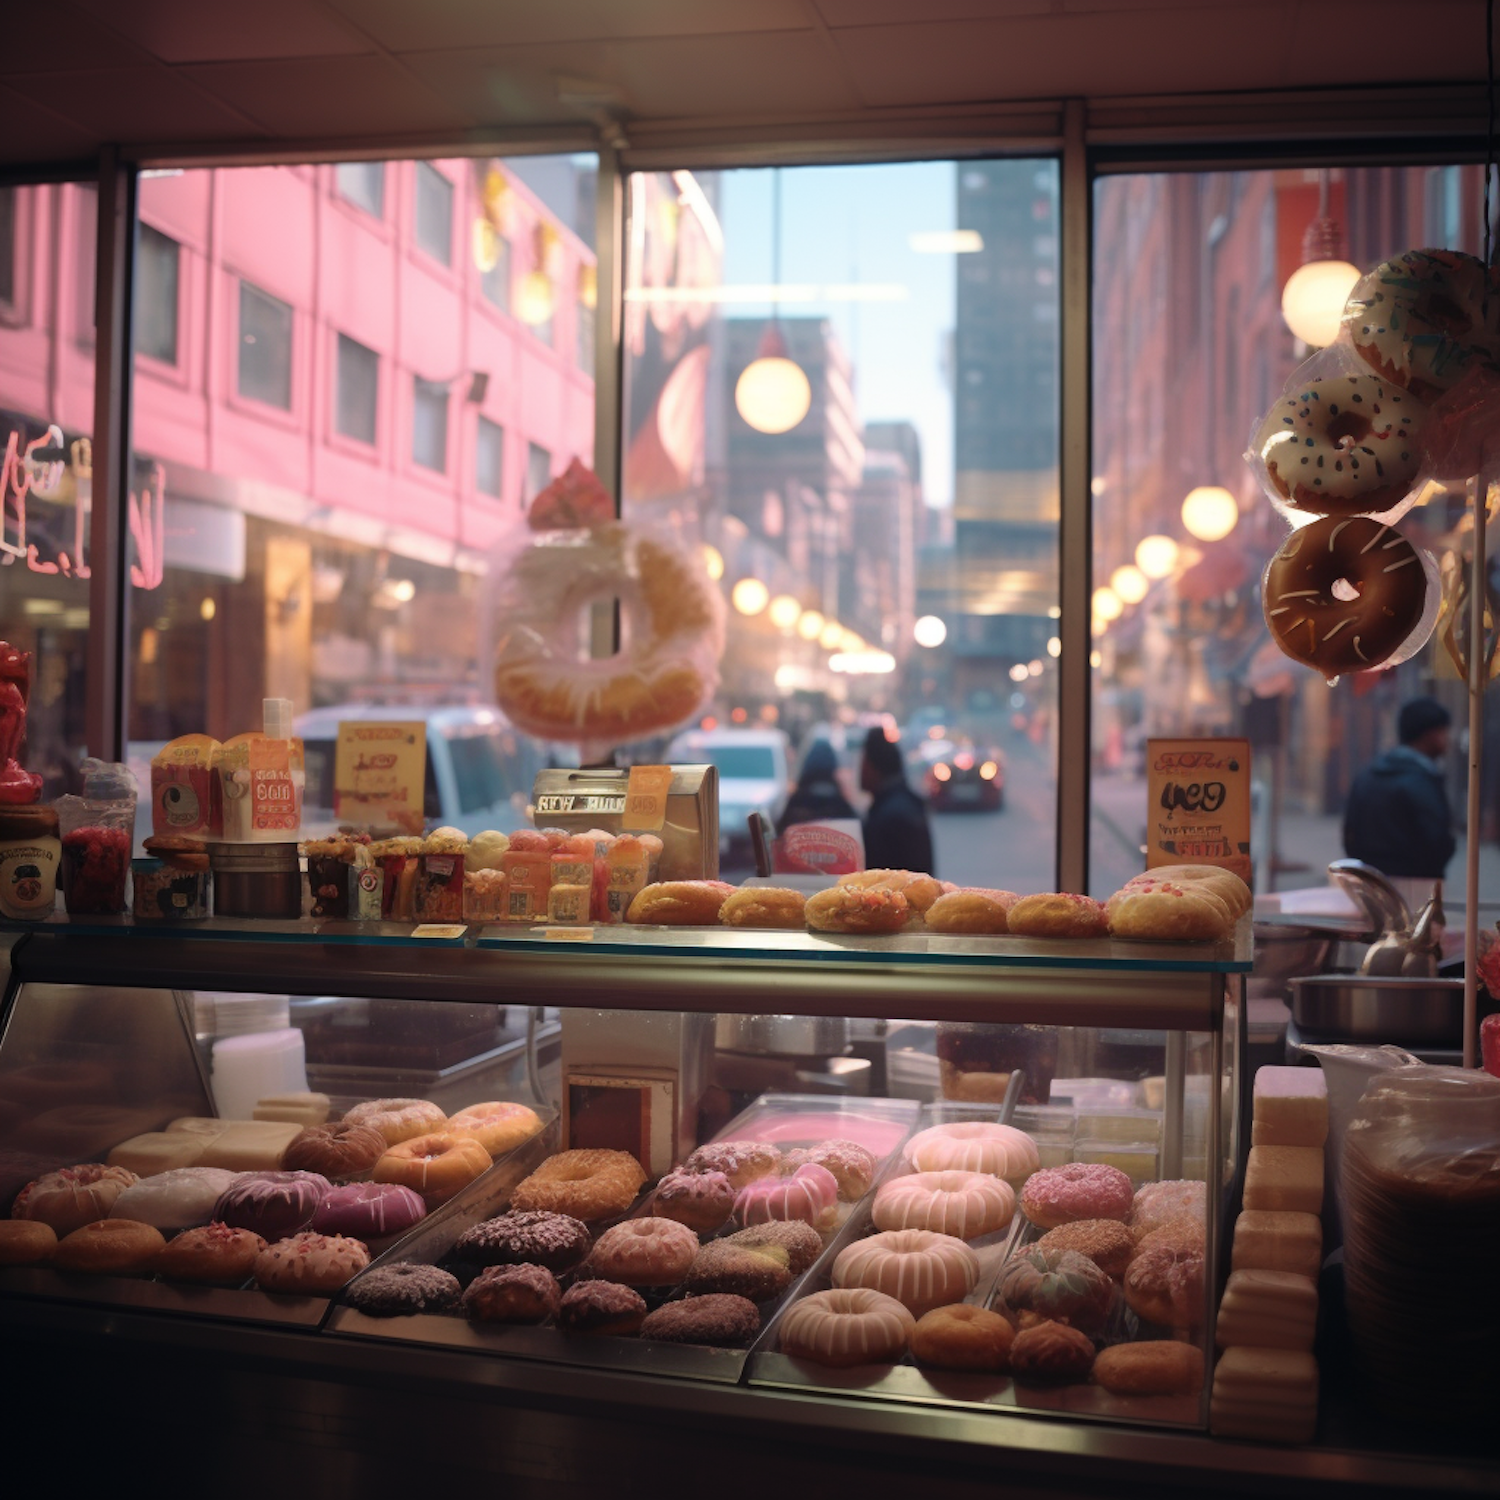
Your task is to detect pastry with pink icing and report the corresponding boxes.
[778,1287,915,1367]
[832,1228,980,1317]
[734,1162,838,1231]
[253,1230,369,1293]
[213,1170,331,1241]
[311,1182,427,1240]
[1021,1162,1134,1229]
[682,1140,781,1190]
[652,1168,735,1234]
[779,1139,877,1202]
[904,1120,1039,1187]
[872,1170,1015,1240]
[581,1216,699,1288]
[13,1163,139,1235]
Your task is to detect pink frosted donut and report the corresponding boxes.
[341,1097,446,1146]
[310,1182,427,1240]
[734,1162,838,1231]
[213,1170,332,1241]
[778,1287,915,1367]
[1129,1178,1206,1239]
[832,1228,980,1316]
[780,1139,877,1202]
[872,1170,1015,1240]
[905,1121,1039,1187]
[1021,1162,1134,1230]
[582,1216,699,1287]
[13,1163,140,1236]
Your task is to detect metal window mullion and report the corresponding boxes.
[86,145,135,763]
[591,139,626,661]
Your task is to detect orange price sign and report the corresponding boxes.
[622,765,673,832]
[1145,737,1252,882]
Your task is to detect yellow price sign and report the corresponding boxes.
[622,765,673,832]
[334,721,426,832]
[1145,737,1252,882]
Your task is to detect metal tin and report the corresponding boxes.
[1289,973,1466,1044]
[209,841,301,919]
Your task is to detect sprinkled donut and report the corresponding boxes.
[1021,1162,1134,1230]
[831,1227,980,1316]
[345,1262,461,1317]
[453,1209,591,1273]
[1253,375,1426,517]
[777,1286,915,1367]
[1263,516,1428,679]
[734,1162,838,1231]
[1130,1178,1207,1240]
[639,1292,760,1346]
[651,1168,736,1234]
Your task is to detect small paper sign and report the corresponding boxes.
[334,721,426,831]
[1145,737,1252,879]
[622,764,673,832]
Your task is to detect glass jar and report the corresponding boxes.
[0,802,61,920]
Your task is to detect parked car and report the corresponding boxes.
[908,734,1004,812]
[665,726,790,857]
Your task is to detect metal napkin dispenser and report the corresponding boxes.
[531,765,719,880]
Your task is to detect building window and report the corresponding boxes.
[134,224,180,364]
[414,164,453,265]
[525,441,551,502]
[481,235,512,312]
[238,280,293,410]
[475,416,504,497]
[335,162,384,219]
[335,333,378,445]
[576,300,595,374]
[0,187,15,308]
[413,376,448,472]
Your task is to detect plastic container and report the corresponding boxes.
[55,759,137,914]
[210,1027,309,1119]
[0,801,60,919]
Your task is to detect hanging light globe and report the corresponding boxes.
[1181,485,1239,542]
[735,324,811,434]
[1135,534,1180,580]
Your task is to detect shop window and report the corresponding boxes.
[237,280,293,410]
[414,163,453,266]
[412,376,448,472]
[134,224,180,365]
[475,416,504,497]
[481,234,511,312]
[0,186,15,308]
[525,441,551,501]
[335,333,378,446]
[335,161,385,219]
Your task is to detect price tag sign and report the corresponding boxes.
[1145,737,1252,879]
[622,764,673,832]
[334,721,426,832]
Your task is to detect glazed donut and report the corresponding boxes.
[1093,1340,1204,1396]
[154,1222,266,1284]
[558,1279,647,1335]
[1009,1319,1096,1381]
[213,1170,331,1241]
[1263,516,1428,678]
[1107,884,1232,942]
[492,520,723,743]
[652,1169,736,1234]
[626,880,732,926]
[1021,1162,1134,1229]
[0,1219,57,1265]
[720,1219,823,1275]
[582,1216,699,1287]
[838,869,944,913]
[341,1098,446,1146]
[463,1262,561,1323]
[804,883,910,935]
[13,1163,139,1235]
[873,1170,1015,1240]
[735,1162,839,1231]
[1133,1216,1205,1259]
[311,1182,427,1240]
[1130,1178,1207,1240]
[683,1237,795,1300]
[832,1228,979,1316]
[682,1140,781,1190]
[52,1218,166,1275]
[779,1140,877,1202]
[345,1262,461,1317]
[447,1100,542,1157]
[1123,1240,1205,1328]
[924,888,1016,935]
[373,1132,492,1204]
[1128,864,1251,917]
[1344,247,1500,399]
[905,1121,1039,1188]
[510,1148,647,1221]
[777,1286,915,1367]
[910,1303,1015,1372]
[1037,1218,1135,1278]
[253,1231,369,1294]
[1006,892,1109,939]
[453,1211,592,1274]
[639,1292,760,1347]
[718,886,806,930]
[1253,375,1427,517]
[108,1167,239,1232]
[997,1246,1115,1335]
[282,1121,387,1181]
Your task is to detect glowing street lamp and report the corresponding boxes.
[1181,485,1238,542]
[1135,534,1180,580]
[1091,586,1123,622]
[913,614,947,648]
[1110,564,1149,604]
[796,609,825,641]
[768,594,802,630]
[731,577,769,616]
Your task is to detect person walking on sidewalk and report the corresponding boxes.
[860,727,935,875]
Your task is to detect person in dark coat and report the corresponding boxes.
[859,726,935,875]
[1343,697,1455,879]
[781,739,857,830]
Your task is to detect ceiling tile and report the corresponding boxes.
[5,66,267,144]
[399,43,625,125]
[1275,0,1483,88]
[0,1,157,74]
[814,0,1049,25]
[68,0,371,63]
[0,82,101,164]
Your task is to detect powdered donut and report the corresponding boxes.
[453,1210,591,1273]
[682,1140,780,1190]
[735,1162,838,1231]
[1130,1178,1207,1240]
[924,888,1017,935]
[341,1097,446,1146]
[1107,884,1232,942]
[997,1246,1115,1335]
[778,1286,915,1367]
[910,1303,1015,1372]
[652,1169,736,1234]
[905,1120,1039,1188]
[719,886,806,930]
[1021,1162,1134,1229]
[804,883,910,934]
[832,1228,980,1316]
[1006,892,1109,939]
[778,1139,877,1201]
[582,1216,699,1287]
[1037,1217,1135,1278]
[640,1292,760,1346]
[872,1170,1015,1240]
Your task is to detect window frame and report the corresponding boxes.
[474,413,505,499]
[413,161,455,268]
[133,220,181,369]
[234,276,296,417]
[333,330,380,450]
[411,373,450,475]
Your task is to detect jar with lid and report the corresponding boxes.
[0,802,60,920]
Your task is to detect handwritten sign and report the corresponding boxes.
[621,764,672,832]
[334,721,426,831]
[1145,737,1252,881]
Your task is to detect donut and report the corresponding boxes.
[582,1216,699,1287]
[373,1132,491,1204]
[997,1246,1115,1335]
[446,1101,542,1157]
[52,1218,166,1275]
[924,889,1017,935]
[837,869,944,913]
[1107,884,1232,942]
[1344,247,1500,399]
[873,1170,1015,1240]
[1117,876,1235,930]
[462,1262,561,1323]
[558,1279,648,1335]
[1133,1216,1206,1260]
[1130,1179,1207,1240]
[341,1098,446,1146]
[735,1163,839,1231]
[682,1140,780,1190]
[720,1219,823,1276]
[1006,892,1109,939]
[453,1210,591,1273]
[1009,1319,1095,1381]
[1093,1339,1204,1396]
[626,880,732,926]
[905,1121,1039,1188]
[777,1287,914,1367]
[0,1219,57,1265]
[108,1167,240,1231]
[492,519,722,743]
[311,1182,427,1240]
[683,1237,795,1300]
[1036,1218,1136,1278]
[717,885,806,929]
[213,1170,331,1241]
[1253,375,1428,517]
[652,1169,736,1234]
[282,1121,389,1181]
[345,1262,461,1317]
[832,1228,979,1317]
[1263,516,1428,679]
[13,1163,139,1235]
[639,1292,760,1346]
[1128,864,1251,917]
[154,1222,266,1284]
[253,1231,369,1294]
[910,1303,1015,1372]
[510,1149,647,1221]
[779,1140,877,1201]
[1021,1162,1134,1229]
[1123,1240,1205,1329]
[804,883,910,935]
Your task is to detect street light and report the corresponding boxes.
[703,545,724,581]
[914,614,947,648]
[768,594,802,630]
[796,609,825,641]
[731,577,769,615]
[1110,564,1149,604]
[1181,485,1238,542]
[1135,534,1180,580]
[1092,586,1123,622]
[819,620,844,651]
[1281,169,1360,348]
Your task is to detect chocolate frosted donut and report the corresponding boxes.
[558,1279,648,1335]
[345,1262,461,1317]
[1263,516,1427,678]
[639,1293,760,1346]
[453,1210,592,1273]
[462,1262,560,1324]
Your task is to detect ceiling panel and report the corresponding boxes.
[0,82,101,164]
[1275,0,1485,88]
[814,0,1050,24]
[5,66,267,145]
[68,0,371,63]
[398,43,626,126]
[0,1,157,74]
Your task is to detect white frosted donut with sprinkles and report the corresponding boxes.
[1253,374,1426,518]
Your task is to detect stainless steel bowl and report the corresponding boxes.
[1290,974,1465,1044]
[1252,921,1345,986]
[715,1012,850,1058]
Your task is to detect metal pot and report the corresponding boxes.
[1252,920,1345,986]
[715,1012,850,1058]
[1289,973,1465,1045]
